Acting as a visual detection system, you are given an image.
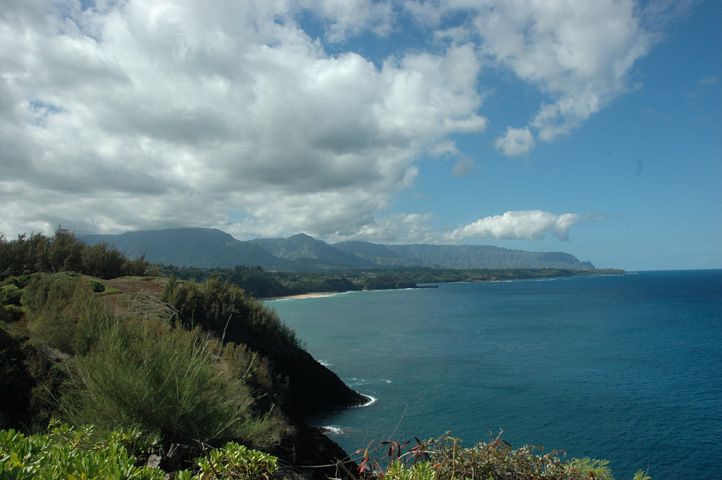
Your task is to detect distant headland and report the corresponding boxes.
[83,227,598,271]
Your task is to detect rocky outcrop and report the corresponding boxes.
[275,349,368,413]
[272,416,359,480]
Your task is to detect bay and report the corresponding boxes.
[269,270,722,480]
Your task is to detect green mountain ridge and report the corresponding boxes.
[84,228,595,270]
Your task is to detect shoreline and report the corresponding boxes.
[262,285,439,302]
[261,291,341,301]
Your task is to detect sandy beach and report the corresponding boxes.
[261,292,341,301]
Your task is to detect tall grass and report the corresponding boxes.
[60,316,280,448]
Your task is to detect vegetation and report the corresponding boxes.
[160,274,302,352]
[180,441,280,480]
[0,228,148,280]
[0,422,287,480]
[0,426,653,480]
[0,230,296,455]
[0,423,164,480]
[159,264,622,299]
[59,317,286,449]
[353,433,652,480]
[0,229,643,479]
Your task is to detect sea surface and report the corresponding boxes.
[269,270,722,480]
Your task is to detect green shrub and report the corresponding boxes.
[0,422,286,480]
[359,434,650,480]
[162,276,301,352]
[0,284,22,307]
[0,283,25,323]
[59,317,281,448]
[87,278,106,293]
[22,273,83,353]
[22,272,108,355]
[178,441,279,480]
[0,422,164,480]
[221,342,288,405]
[0,304,23,323]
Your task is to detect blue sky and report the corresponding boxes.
[1,0,720,271]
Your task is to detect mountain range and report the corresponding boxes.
[83,228,595,270]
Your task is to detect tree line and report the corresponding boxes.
[0,227,149,280]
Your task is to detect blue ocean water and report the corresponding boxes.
[269,271,722,480]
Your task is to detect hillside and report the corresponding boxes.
[0,230,642,480]
[0,230,364,479]
[84,228,595,270]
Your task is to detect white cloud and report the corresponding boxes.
[0,0,486,241]
[450,210,588,241]
[0,0,670,243]
[494,126,535,157]
[469,0,655,153]
[299,0,394,42]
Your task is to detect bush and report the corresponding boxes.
[87,278,106,293]
[221,342,288,405]
[179,441,279,480]
[59,317,283,448]
[0,283,25,323]
[0,423,285,480]
[0,284,22,306]
[22,272,106,355]
[162,276,301,352]
[357,434,651,480]
[0,422,164,480]
[0,304,23,323]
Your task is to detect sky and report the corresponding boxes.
[1,0,720,271]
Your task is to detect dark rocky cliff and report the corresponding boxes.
[279,349,368,413]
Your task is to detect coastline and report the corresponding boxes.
[261,292,341,301]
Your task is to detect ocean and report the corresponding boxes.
[269,270,722,480]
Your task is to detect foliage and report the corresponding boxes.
[177,441,279,480]
[0,228,148,280]
[22,272,107,355]
[0,325,68,430]
[382,460,437,480]
[161,275,301,351]
[87,278,106,293]
[0,422,164,480]
[0,422,287,480]
[354,433,650,480]
[224,265,288,298]
[221,342,288,407]
[0,326,35,429]
[158,264,621,300]
[59,316,283,448]
[0,285,24,323]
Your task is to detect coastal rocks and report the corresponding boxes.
[271,415,359,480]
[275,349,368,413]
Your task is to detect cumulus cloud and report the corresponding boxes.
[0,0,486,241]
[0,0,667,242]
[469,0,656,153]
[495,127,535,157]
[299,0,394,42]
[450,210,591,241]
